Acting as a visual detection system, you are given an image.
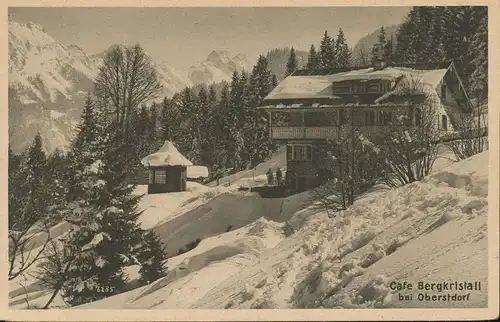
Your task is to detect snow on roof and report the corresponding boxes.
[141,141,193,167]
[328,67,403,82]
[264,66,449,102]
[264,74,338,100]
[329,67,448,85]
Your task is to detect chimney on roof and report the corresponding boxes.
[372,43,386,71]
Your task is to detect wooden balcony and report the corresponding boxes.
[271,127,336,140]
[270,126,398,140]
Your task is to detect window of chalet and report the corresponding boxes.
[290,112,302,126]
[154,170,167,184]
[286,145,293,160]
[367,82,380,93]
[287,144,313,161]
[334,83,351,94]
[380,81,389,93]
[364,110,376,126]
[352,82,360,94]
[304,111,337,126]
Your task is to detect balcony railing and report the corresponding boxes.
[270,126,396,140]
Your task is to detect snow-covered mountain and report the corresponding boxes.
[8,21,193,154]
[188,50,249,85]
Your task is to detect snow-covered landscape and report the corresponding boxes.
[8,146,490,309]
[6,6,495,321]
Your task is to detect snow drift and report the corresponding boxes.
[70,151,488,309]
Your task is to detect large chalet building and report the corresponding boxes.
[258,55,473,193]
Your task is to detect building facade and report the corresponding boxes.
[258,61,472,193]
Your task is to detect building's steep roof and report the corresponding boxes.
[141,141,193,167]
[264,74,339,100]
[264,66,449,103]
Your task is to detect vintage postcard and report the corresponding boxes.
[1,1,499,321]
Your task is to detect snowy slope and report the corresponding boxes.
[73,151,488,309]
[206,145,287,188]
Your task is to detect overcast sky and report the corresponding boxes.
[9,7,411,70]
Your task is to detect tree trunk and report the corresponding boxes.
[43,287,61,309]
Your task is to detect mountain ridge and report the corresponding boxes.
[8,21,248,154]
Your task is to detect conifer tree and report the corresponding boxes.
[318,31,336,68]
[271,74,278,88]
[177,87,200,162]
[470,15,488,102]
[137,230,168,286]
[383,34,395,65]
[61,126,145,306]
[8,147,24,230]
[159,96,179,142]
[218,82,233,169]
[245,55,274,167]
[335,28,351,68]
[23,133,50,226]
[51,95,146,307]
[307,45,319,69]
[285,47,298,76]
[47,148,70,216]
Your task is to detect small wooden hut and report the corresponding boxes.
[141,141,208,194]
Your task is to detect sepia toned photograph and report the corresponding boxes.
[3,2,498,320]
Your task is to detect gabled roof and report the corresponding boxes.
[263,65,450,104]
[264,74,339,100]
[141,141,193,167]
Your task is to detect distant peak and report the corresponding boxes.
[25,22,47,33]
[233,54,247,61]
[9,20,47,33]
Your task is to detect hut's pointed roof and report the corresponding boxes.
[141,141,193,167]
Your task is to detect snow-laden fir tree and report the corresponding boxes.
[285,47,298,77]
[216,82,232,170]
[177,87,200,163]
[383,34,395,65]
[335,28,351,68]
[197,85,212,166]
[137,230,168,286]
[46,148,71,218]
[271,74,278,88]
[470,15,488,102]
[22,133,51,226]
[52,96,147,307]
[244,55,274,168]
[307,44,319,69]
[8,147,24,230]
[318,31,336,68]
